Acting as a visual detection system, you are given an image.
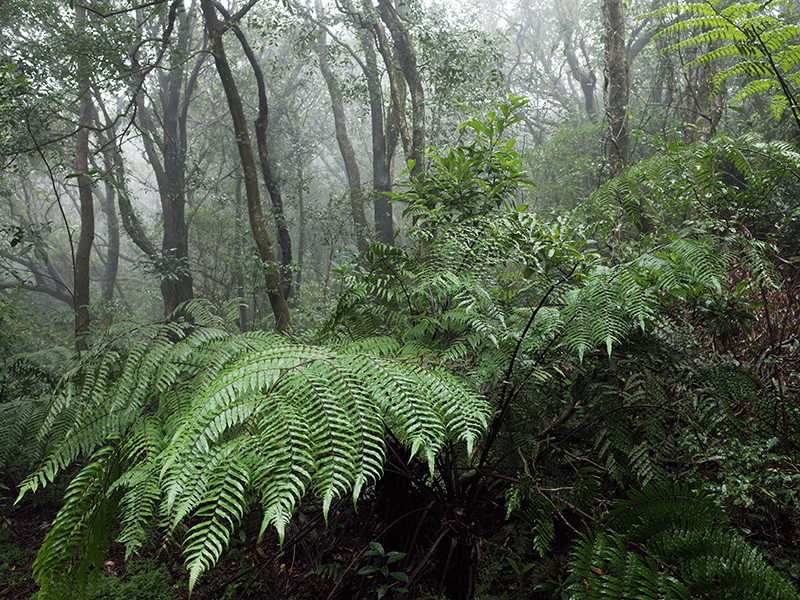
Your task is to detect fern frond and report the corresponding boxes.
[181,444,250,591]
[20,310,491,595]
[570,482,799,599]
[32,445,120,599]
[733,77,778,104]
[111,415,166,557]
[648,0,800,126]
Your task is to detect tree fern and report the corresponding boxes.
[17,302,491,596]
[569,482,799,599]
[650,1,800,132]
[0,346,72,469]
[582,132,800,254]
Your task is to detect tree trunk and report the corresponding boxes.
[295,164,306,298]
[202,0,290,332]
[158,22,194,315]
[99,144,119,302]
[603,0,629,179]
[74,4,94,353]
[560,20,597,118]
[313,7,370,252]
[378,0,425,180]
[225,17,294,298]
[92,97,123,304]
[353,0,394,245]
[374,16,411,162]
[604,0,651,233]
[234,176,248,332]
[131,4,199,315]
[159,114,193,315]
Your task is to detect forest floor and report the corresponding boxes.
[0,490,466,600]
[0,498,49,600]
[0,494,338,600]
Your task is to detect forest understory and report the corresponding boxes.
[3,0,800,599]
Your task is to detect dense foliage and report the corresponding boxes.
[2,0,800,599]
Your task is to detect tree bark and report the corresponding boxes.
[378,0,425,180]
[74,4,95,353]
[224,15,294,298]
[202,0,290,332]
[313,8,370,251]
[603,0,629,179]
